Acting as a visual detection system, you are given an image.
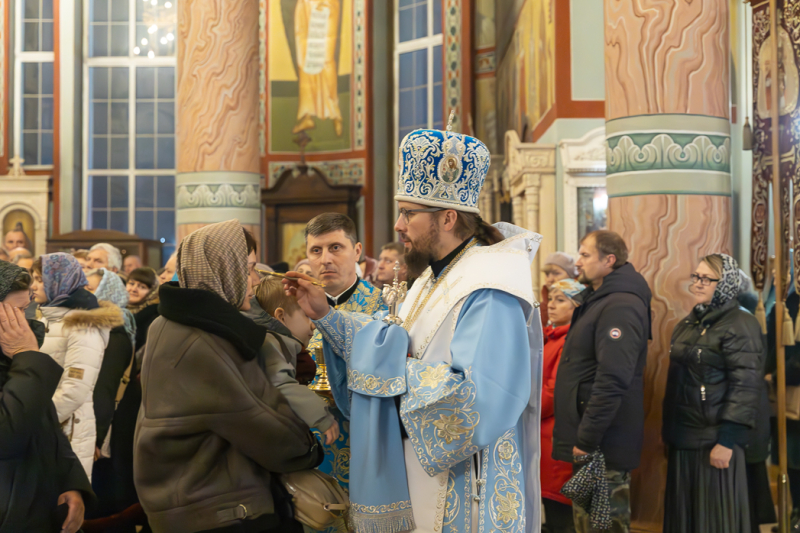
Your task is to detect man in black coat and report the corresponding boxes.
[552,231,652,532]
[0,267,95,532]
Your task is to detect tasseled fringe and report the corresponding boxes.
[348,510,416,533]
[756,293,767,334]
[784,306,795,346]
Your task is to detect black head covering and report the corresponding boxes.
[0,261,28,302]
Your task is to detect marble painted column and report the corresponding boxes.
[604,0,732,529]
[175,0,261,244]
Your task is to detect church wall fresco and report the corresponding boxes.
[495,0,555,143]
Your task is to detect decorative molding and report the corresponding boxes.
[558,127,607,175]
[503,130,555,187]
[606,133,731,174]
[445,0,463,130]
[354,0,366,149]
[475,51,496,74]
[176,183,260,210]
[266,158,367,189]
[0,174,51,256]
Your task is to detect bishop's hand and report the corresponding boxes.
[283,271,330,320]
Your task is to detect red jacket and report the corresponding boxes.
[542,324,574,504]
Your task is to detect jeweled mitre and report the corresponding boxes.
[395,129,491,214]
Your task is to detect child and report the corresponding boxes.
[254,277,339,444]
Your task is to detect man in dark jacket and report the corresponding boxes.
[0,263,95,533]
[553,230,651,533]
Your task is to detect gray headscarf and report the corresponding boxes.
[0,261,28,301]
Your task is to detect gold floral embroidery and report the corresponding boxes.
[347,369,406,396]
[419,364,451,388]
[433,413,470,444]
[497,440,514,461]
[495,492,520,525]
[350,500,412,514]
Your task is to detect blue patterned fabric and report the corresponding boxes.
[314,289,536,533]
[94,268,136,348]
[306,279,387,494]
[396,129,491,213]
[41,253,88,307]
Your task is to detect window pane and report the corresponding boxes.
[41,97,54,129]
[23,98,39,130]
[42,0,54,19]
[136,102,154,134]
[92,176,108,208]
[433,0,442,35]
[157,67,175,98]
[22,133,38,164]
[92,137,109,169]
[42,62,54,95]
[137,67,155,98]
[157,210,175,244]
[111,102,128,134]
[157,103,174,134]
[433,44,442,84]
[91,0,109,22]
[91,68,109,99]
[135,210,154,239]
[91,26,109,57]
[399,53,413,90]
[110,176,129,208]
[110,211,129,233]
[24,0,39,17]
[111,68,129,99]
[414,87,427,126]
[23,63,39,95]
[399,91,413,128]
[156,137,174,169]
[41,133,53,165]
[42,22,54,51]
[92,210,108,229]
[414,49,427,86]
[156,176,175,208]
[136,137,155,169]
[414,3,427,39]
[110,25,129,56]
[110,137,129,168]
[111,0,128,22]
[93,102,109,135]
[399,8,413,42]
[136,175,155,208]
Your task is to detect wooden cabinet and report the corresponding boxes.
[47,229,163,269]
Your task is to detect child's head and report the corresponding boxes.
[255,277,315,345]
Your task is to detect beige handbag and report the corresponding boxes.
[281,470,349,530]
[768,381,800,420]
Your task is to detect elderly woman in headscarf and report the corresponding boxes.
[30,253,122,480]
[0,261,94,533]
[134,220,322,533]
[662,254,763,533]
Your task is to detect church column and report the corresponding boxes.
[604,0,731,528]
[175,0,261,244]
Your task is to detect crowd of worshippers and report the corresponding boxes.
[0,212,789,533]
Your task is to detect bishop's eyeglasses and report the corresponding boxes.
[690,273,720,286]
[398,207,444,224]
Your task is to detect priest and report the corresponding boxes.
[285,123,543,533]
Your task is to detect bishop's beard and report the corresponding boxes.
[402,221,440,280]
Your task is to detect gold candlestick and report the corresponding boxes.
[308,347,332,399]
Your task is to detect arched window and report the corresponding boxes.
[83,0,177,258]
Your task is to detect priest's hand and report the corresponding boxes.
[283,271,330,320]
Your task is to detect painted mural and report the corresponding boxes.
[266,0,355,154]
[496,0,555,141]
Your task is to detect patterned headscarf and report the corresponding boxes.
[549,278,586,302]
[177,219,248,308]
[94,268,137,348]
[708,253,741,309]
[41,253,88,307]
[0,261,28,301]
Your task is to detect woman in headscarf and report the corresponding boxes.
[0,261,94,533]
[30,253,122,479]
[134,220,322,533]
[662,254,763,533]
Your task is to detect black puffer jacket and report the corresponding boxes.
[552,262,652,472]
[662,298,763,450]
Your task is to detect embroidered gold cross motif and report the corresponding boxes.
[429,276,463,309]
